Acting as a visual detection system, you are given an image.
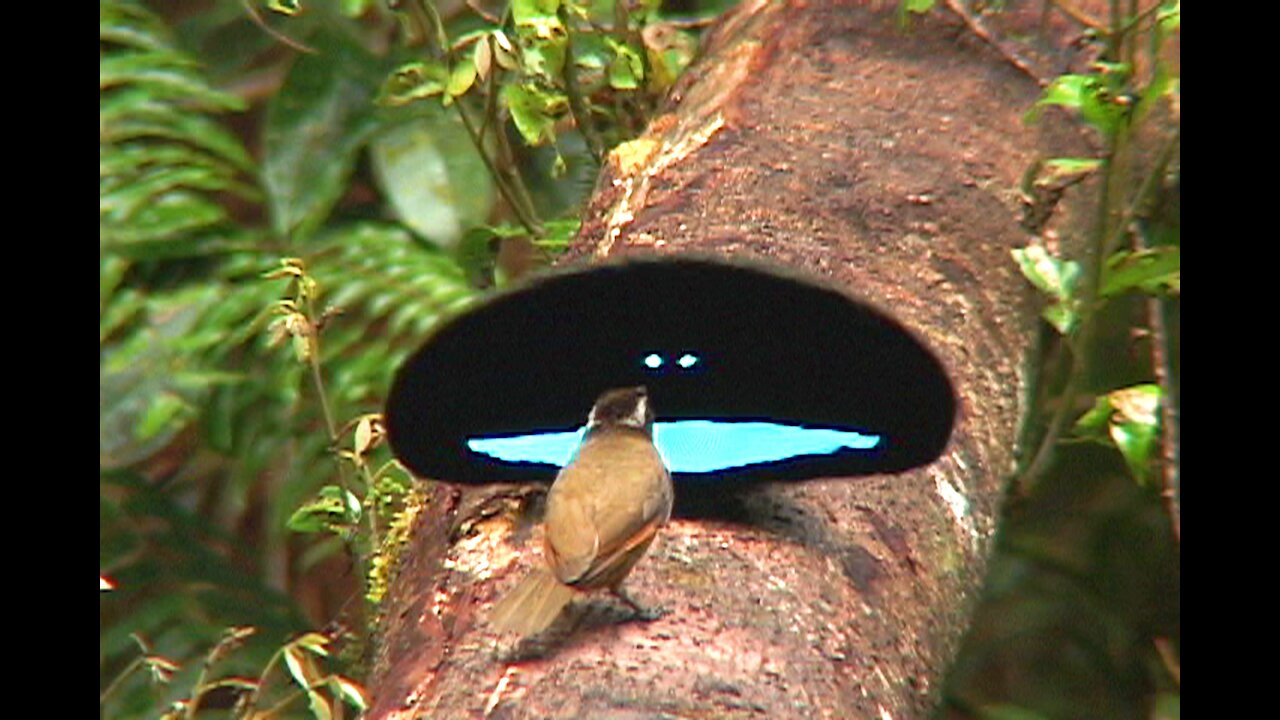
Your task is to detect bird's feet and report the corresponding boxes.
[611,587,666,622]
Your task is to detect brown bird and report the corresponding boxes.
[489,386,674,637]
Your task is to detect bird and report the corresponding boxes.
[489,386,674,637]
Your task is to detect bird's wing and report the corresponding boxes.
[543,432,671,586]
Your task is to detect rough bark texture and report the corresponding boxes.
[368,1,1089,718]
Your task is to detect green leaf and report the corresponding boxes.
[1158,1,1180,32]
[445,61,478,101]
[262,30,384,240]
[369,114,494,247]
[607,39,644,90]
[527,37,568,80]
[897,0,936,28]
[532,217,580,248]
[1074,384,1162,485]
[101,91,257,172]
[1101,247,1180,297]
[378,61,450,106]
[512,0,567,78]
[329,675,369,711]
[307,691,334,720]
[513,0,563,30]
[269,0,304,15]
[1041,157,1102,182]
[292,632,331,656]
[503,82,567,146]
[1027,72,1129,137]
[1108,384,1162,485]
[100,2,173,52]
[282,646,312,689]
[101,287,224,469]
[100,51,246,112]
[287,486,362,534]
[1011,245,1081,334]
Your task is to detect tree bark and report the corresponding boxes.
[368,1,1088,717]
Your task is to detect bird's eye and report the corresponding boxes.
[677,353,699,369]
[643,353,664,369]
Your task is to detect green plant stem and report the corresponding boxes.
[1101,127,1179,258]
[300,297,346,485]
[416,0,450,54]
[239,644,286,716]
[262,687,310,718]
[1050,0,1104,30]
[479,35,500,141]
[452,99,542,236]
[421,0,544,238]
[560,13,605,165]
[490,106,544,232]
[356,458,381,552]
[1021,122,1130,487]
[295,291,376,598]
[1020,121,1178,487]
[1118,0,1166,37]
[100,656,145,706]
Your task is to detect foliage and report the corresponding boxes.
[101,0,719,717]
[1012,0,1180,507]
[102,1,1178,718]
[944,2,1180,719]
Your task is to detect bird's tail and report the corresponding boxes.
[489,568,576,637]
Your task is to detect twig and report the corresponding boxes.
[1145,259,1179,541]
[453,100,542,236]
[1130,132,1181,542]
[1050,0,1106,31]
[465,0,502,24]
[560,8,605,164]
[240,0,317,54]
[943,0,1051,87]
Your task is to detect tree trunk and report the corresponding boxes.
[368,1,1089,717]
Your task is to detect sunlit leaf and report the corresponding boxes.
[503,82,567,146]
[1011,245,1081,334]
[1158,1,1180,32]
[446,60,478,100]
[1074,384,1162,485]
[268,0,303,15]
[1040,157,1102,184]
[287,486,361,534]
[607,39,644,90]
[379,61,450,106]
[1027,72,1129,137]
[1101,247,1180,297]
[330,675,369,711]
[292,632,331,656]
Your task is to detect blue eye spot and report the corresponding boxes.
[677,353,699,369]
[643,353,664,369]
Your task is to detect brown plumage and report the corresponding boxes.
[489,387,673,637]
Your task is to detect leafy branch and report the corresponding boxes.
[1013,2,1180,531]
